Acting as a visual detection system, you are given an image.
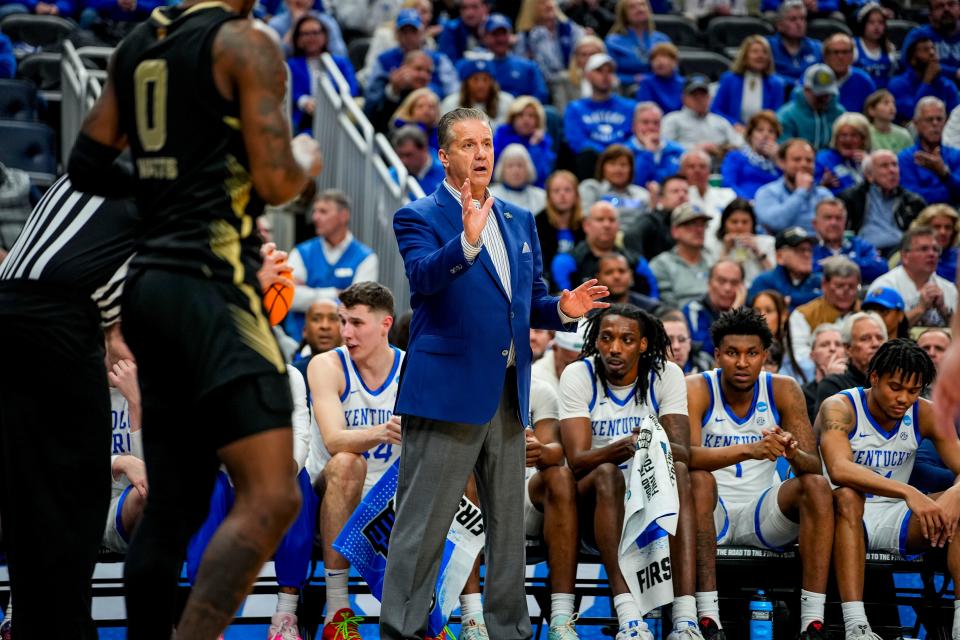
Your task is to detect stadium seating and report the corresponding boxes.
[678,49,733,81]
[16,52,62,94]
[654,14,705,49]
[807,17,852,40]
[348,37,371,75]
[0,120,57,185]
[705,16,774,55]
[0,14,74,56]
[0,79,37,122]
[886,19,919,48]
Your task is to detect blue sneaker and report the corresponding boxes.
[548,614,580,640]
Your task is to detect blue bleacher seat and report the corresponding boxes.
[706,16,775,55]
[0,14,74,54]
[0,78,37,121]
[0,120,56,184]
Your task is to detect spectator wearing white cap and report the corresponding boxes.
[532,323,587,393]
[649,203,714,308]
[776,64,846,151]
[661,75,744,159]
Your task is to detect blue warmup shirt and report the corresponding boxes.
[563,94,638,153]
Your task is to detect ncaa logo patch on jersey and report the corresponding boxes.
[900,432,908,440]
[903,414,912,427]
[757,401,768,413]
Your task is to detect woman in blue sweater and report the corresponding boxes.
[721,111,783,199]
[493,96,556,188]
[711,35,787,126]
[634,42,684,114]
[604,0,671,87]
[814,112,870,196]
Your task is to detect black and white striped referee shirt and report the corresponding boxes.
[0,176,139,324]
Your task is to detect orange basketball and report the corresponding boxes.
[263,266,294,326]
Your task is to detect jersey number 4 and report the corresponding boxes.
[134,59,169,152]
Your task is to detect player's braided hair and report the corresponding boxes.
[580,304,670,405]
[867,338,936,389]
[709,307,774,352]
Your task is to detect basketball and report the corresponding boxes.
[263,266,294,326]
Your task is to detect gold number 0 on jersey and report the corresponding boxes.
[134,59,168,152]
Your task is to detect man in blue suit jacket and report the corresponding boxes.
[381,108,608,640]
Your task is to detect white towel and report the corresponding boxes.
[619,413,680,615]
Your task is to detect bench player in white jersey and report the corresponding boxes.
[524,375,581,639]
[306,282,404,639]
[818,338,960,640]
[560,304,702,640]
[686,308,833,640]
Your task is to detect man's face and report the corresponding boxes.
[813,203,846,245]
[707,262,743,311]
[672,218,707,250]
[584,205,619,247]
[930,0,959,33]
[587,63,615,94]
[680,154,710,190]
[312,199,347,238]
[438,119,494,190]
[918,330,951,370]
[823,274,860,312]
[663,320,691,368]
[460,0,488,28]
[867,152,899,191]
[869,371,925,420]
[915,104,947,144]
[339,304,391,362]
[804,88,833,112]
[530,328,552,359]
[777,243,813,277]
[597,255,634,296]
[781,142,814,181]
[596,314,647,384]
[397,25,424,51]
[779,7,807,39]
[823,37,854,76]
[483,27,512,56]
[304,300,341,353]
[810,329,844,374]
[633,108,661,140]
[716,334,765,392]
[547,175,577,211]
[683,89,710,116]
[902,233,941,279]
[660,178,689,210]
[847,317,885,372]
[395,140,428,174]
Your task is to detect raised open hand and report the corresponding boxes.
[461,177,494,246]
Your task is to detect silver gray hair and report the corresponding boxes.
[861,149,897,177]
[316,188,351,213]
[815,197,847,218]
[914,96,946,123]
[778,0,806,20]
[809,322,842,349]
[821,255,860,282]
[840,311,887,345]
[493,143,537,184]
[634,101,664,120]
[680,148,711,167]
[438,107,493,151]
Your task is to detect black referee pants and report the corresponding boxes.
[0,285,111,640]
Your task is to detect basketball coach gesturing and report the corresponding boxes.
[383,107,609,640]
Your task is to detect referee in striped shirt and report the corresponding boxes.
[0,175,139,639]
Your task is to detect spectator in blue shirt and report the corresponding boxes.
[513,0,584,84]
[812,199,887,283]
[265,0,346,57]
[479,13,549,104]
[493,96,555,188]
[766,0,822,83]
[604,0,671,87]
[910,0,960,84]
[0,0,72,18]
[288,15,359,133]
[822,33,876,113]
[626,101,685,190]
[563,53,637,155]
[364,50,437,132]
[634,42,684,114]
[390,87,441,152]
[761,0,839,18]
[78,0,162,43]
[684,260,746,360]
[756,138,833,233]
[748,226,823,309]
[853,4,898,89]
[888,30,960,123]
[0,34,13,79]
[815,113,871,196]
[911,203,960,282]
[390,126,445,195]
[711,35,788,126]
[437,0,488,63]
[777,64,846,150]
[898,96,960,205]
[721,110,783,199]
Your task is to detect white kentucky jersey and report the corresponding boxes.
[559,356,687,471]
[699,369,782,504]
[834,387,920,503]
[110,387,134,457]
[308,345,404,485]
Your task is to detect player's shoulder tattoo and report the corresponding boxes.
[816,395,855,433]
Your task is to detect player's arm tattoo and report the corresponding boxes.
[660,413,690,465]
[813,397,855,436]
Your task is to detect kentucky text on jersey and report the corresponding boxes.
[592,415,645,438]
[702,433,763,447]
[852,449,910,471]
[111,408,132,454]
[344,407,393,428]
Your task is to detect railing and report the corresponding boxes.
[313,53,422,312]
[61,40,103,168]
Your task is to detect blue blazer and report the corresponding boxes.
[393,183,570,425]
[710,71,787,125]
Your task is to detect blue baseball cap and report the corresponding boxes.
[457,57,494,81]
[901,27,934,61]
[864,287,906,311]
[396,8,422,29]
[484,13,513,33]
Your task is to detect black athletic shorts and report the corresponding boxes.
[123,268,293,448]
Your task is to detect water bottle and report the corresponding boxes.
[643,607,662,640]
[749,590,774,640]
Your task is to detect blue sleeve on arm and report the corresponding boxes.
[551,253,576,292]
[635,257,659,299]
[0,35,13,80]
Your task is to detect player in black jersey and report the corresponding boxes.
[68,0,322,636]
